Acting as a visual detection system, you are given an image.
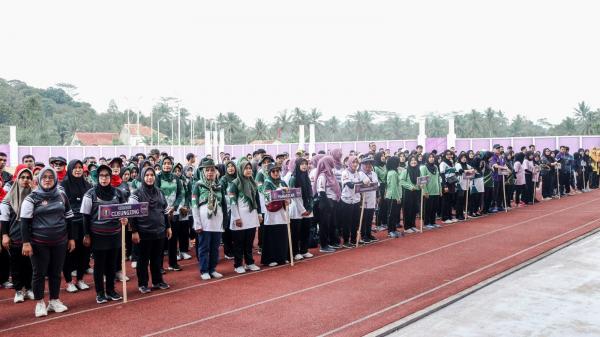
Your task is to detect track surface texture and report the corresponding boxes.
[1,190,599,337]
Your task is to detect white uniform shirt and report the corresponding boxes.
[341,169,361,204]
[358,170,379,209]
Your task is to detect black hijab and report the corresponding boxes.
[407,156,420,184]
[292,158,312,206]
[458,153,468,171]
[137,167,162,209]
[61,159,91,199]
[95,165,116,201]
[424,153,437,174]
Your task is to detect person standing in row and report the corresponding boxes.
[156,156,183,272]
[81,165,126,303]
[420,153,441,228]
[358,157,379,243]
[1,165,35,303]
[20,167,75,317]
[400,156,420,231]
[384,156,402,238]
[191,158,224,280]
[129,167,171,293]
[340,156,362,247]
[261,164,290,266]
[228,159,262,273]
[313,156,340,253]
[219,160,237,260]
[288,157,314,259]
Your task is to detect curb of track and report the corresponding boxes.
[365,226,600,337]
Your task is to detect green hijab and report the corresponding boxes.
[233,158,258,211]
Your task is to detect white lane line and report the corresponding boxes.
[141,197,600,337]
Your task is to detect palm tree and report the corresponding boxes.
[425,113,448,137]
[459,109,485,138]
[483,107,496,137]
[323,116,341,141]
[348,110,375,141]
[252,118,270,141]
[273,110,292,140]
[217,112,244,143]
[573,101,596,135]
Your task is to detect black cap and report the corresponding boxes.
[199,157,216,168]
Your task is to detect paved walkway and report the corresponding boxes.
[390,231,600,337]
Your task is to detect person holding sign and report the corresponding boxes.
[340,156,362,248]
[228,159,262,274]
[420,153,441,229]
[191,158,224,280]
[288,158,314,260]
[261,164,290,267]
[454,153,475,221]
[80,165,127,304]
[400,156,420,231]
[357,157,379,243]
[129,167,172,294]
[513,153,526,206]
[313,156,341,253]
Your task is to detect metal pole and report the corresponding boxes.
[177,105,181,146]
[150,110,153,146]
[157,120,161,146]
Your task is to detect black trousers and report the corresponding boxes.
[291,217,311,255]
[137,238,165,288]
[542,173,554,198]
[31,243,67,300]
[523,174,534,203]
[468,192,481,214]
[318,198,337,248]
[559,171,571,194]
[63,237,88,282]
[423,195,439,226]
[386,199,401,232]
[93,248,117,294]
[493,180,506,209]
[376,186,388,227]
[333,200,343,245]
[10,246,32,290]
[483,188,494,212]
[340,201,360,244]
[361,209,375,239]
[455,191,466,219]
[441,191,455,220]
[0,247,9,284]
[168,220,181,267]
[222,214,233,257]
[260,224,289,265]
[403,190,420,229]
[232,227,256,268]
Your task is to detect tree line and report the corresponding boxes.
[1,78,599,146]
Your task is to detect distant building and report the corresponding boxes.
[249,139,281,145]
[71,132,119,146]
[120,124,155,145]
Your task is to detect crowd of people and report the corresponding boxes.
[0,143,599,318]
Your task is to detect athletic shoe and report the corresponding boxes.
[319,247,335,253]
[65,282,78,293]
[176,254,182,261]
[26,290,35,300]
[234,266,246,274]
[294,254,304,261]
[71,270,77,277]
[35,301,48,317]
[246,264,261,271]
[131,261,137,269]
[138,286,152,294]
[268,262,278,267]
[302,252,314,258]
[425,225,435,230]
[342,242,354,249]
[257,248,262,255]
[106,290,122,301]
[488,208,498,213]
[96,293,108,304]
[153,282,170,290]
[451,218,458,223]
[167,265,182,271]
[86,268,94,275]
[160,268,166,275]
[368,235,378,242]
[181,252,192,260]
[116,271,129,282]
[434,224,442,228]
[76,280,90,290]
[224,254,234,260]
[456,217,465,221]
[389,231,398,238]
[2,281,14,289]
[200,273,211,280]
[443,220,453,224]
[14,290,25,303]
[47,299,68,313]
[210,271,223,279]
[330,243,341,249]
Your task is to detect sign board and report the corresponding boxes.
[463,171,475,179]
[354,182,378,193]
[417,176,430,186]
[498,168,510,176]
[270,188,302,201]
[98,202,149,220]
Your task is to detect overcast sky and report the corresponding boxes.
[1,0,598,125]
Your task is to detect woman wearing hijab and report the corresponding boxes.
[384,156,402,237]
[358,157,379,243]
[399,156,420,232]
[261,164,290,266]
[540,148,556,200]
[439,150,458,224]
[513,152,526,206]
[503,152,516,208]
[339,156,362,247]
[373,152,388,232]
[228,159,262,274]
[1,165,35,303]
[481,151,495,213]
[80,165,127,303]
[420,153,441,228]
[20,167,75,317]
[129,166,172,293]
[522,151,535,204]
[467,151,483,217]
[156,156,183,272]
[314,156,341,253]
[61,160,92,293]
[171,163,191,264]
[191,158,224,280]
[219,160,238,260]
[288,157,314,259]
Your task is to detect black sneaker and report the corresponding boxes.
[319,246,335,253]
[152,282,170,290]
[138,286,152,294]
[106,290,123,301]
[342,242,354,249]
[361,238,370,244]
[160,268,166,275]
[96,292,108,304]
[330,243,341,249]
[167,265,182,271]
[368,235,378,242]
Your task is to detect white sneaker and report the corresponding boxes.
[200,273,211,280]
[116,271,129,282]
[26,290,35,300]
[268,262,278,267]
[131,261,137,269]
[451,218,458,223]
[181,252,192,260]
[65,282,78,293]
[294,254,304,261]
[76,280,90,290]
[234,266,246,274]
[177,253,182,261]
[2,281,14,289]
[14,290,25,303]
[223,254,234,260]
[71,270,77,277]
[35,301,48,317]
[86,268,94,275]
[246,264,261,271]
[47,299,68,313]
[210,271,223,279]
[302,252,313,258]
[443,220,453,224]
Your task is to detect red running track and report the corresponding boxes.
[1,190,600,337]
